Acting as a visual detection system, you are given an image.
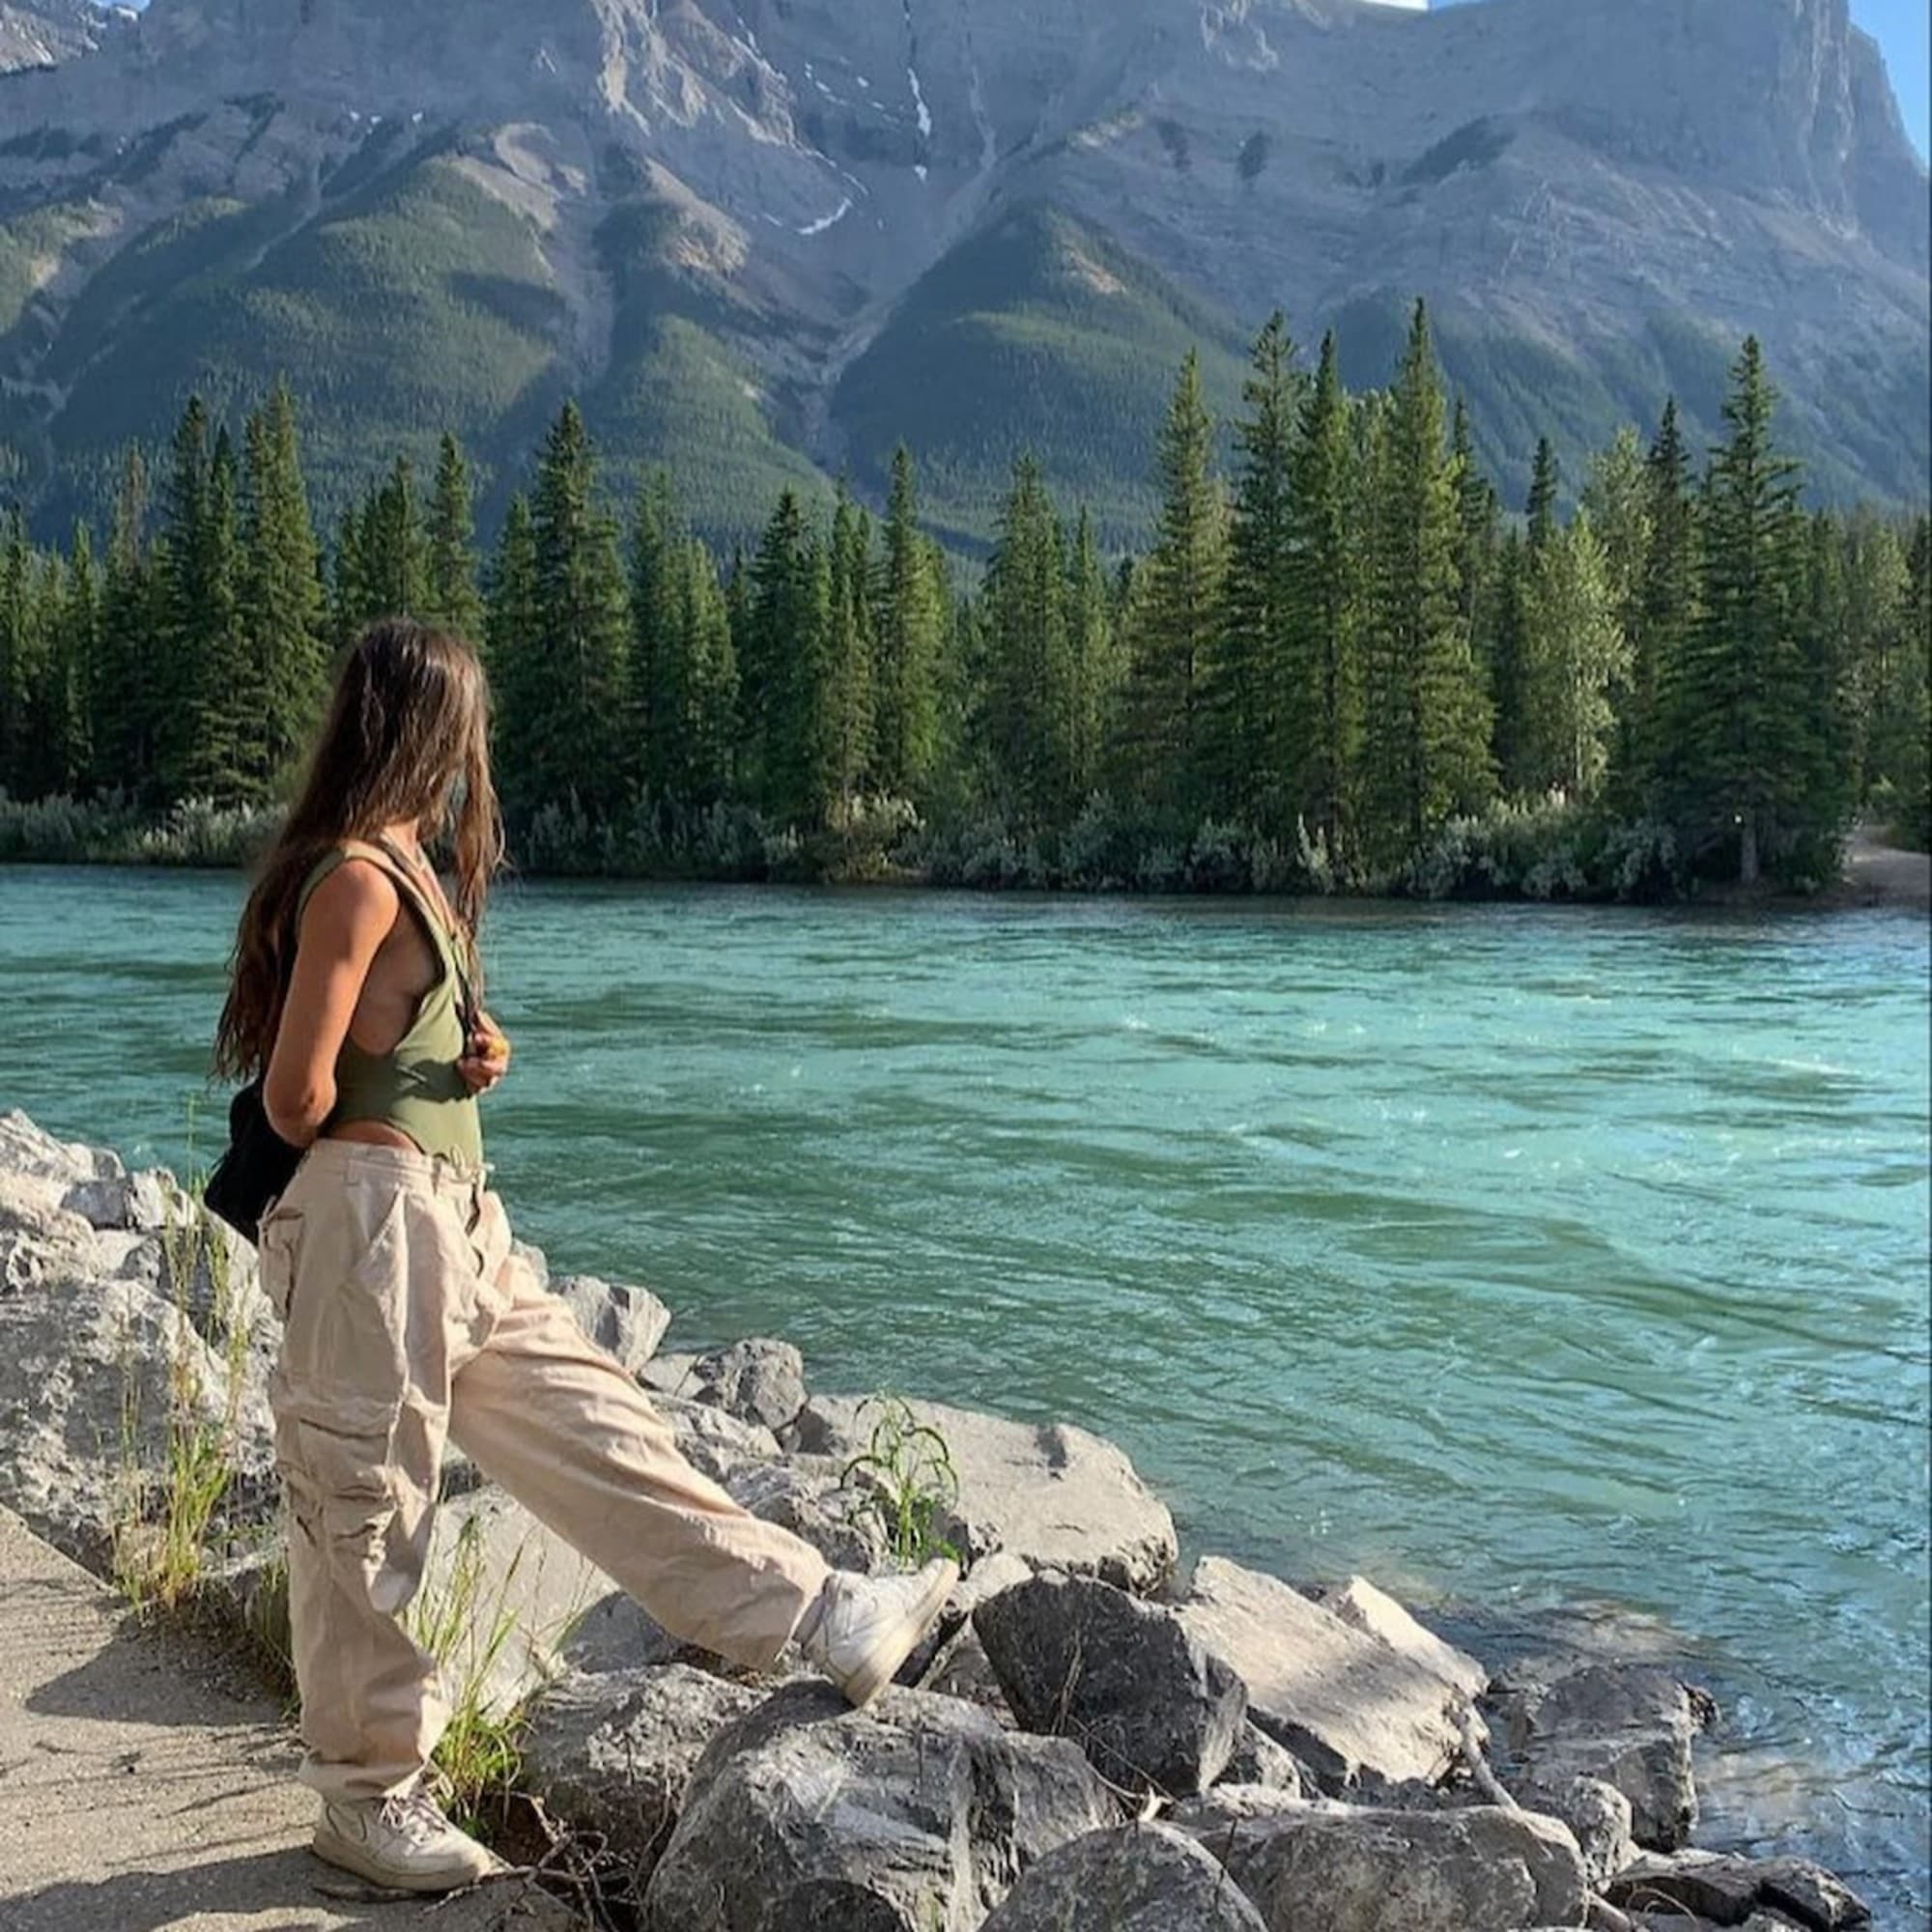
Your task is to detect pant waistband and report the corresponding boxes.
[299,1138,491,1196]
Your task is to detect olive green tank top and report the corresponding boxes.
[298,840,483,1167]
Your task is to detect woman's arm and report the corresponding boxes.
[262,861,400,1147]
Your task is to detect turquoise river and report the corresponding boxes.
[1,867,1926,1918]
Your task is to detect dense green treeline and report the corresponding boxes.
[2,307,1926,893]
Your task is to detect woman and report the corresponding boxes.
[216,619,954,1894]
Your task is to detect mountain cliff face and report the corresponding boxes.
[0,0,109,73]
[0,0,1924,540]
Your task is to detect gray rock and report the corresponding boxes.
[1176,1801,1589,1932]
[980,1822,1268,1932]
[1176,1558,1475,1795]
[654,1392,782,1485]
[551,1274,671,1375]
[524,1662,763,1885]
[1313,1575,1488,1705]
[976,1572,1247,1799]
[640,1350,700,1396]
[0,1223,275,1566]
[1218,1724,1306,1796]
[1560,1775,1638,1889]
[1605,1849,1871,1930]
[902,1548,1035,1686]
[787,1394,1178,1593]
[1492,1662,1716,1850]
[643,1679,1119,1932]
[1169,1785,1325,1835]
[689,1337,807,1433]
[721,1455,887,1573]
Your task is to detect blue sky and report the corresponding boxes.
[100,0,1931,157]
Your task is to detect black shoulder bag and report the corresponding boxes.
[202,1078,305,1245]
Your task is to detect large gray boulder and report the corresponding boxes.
[1491,1662,1716,1850]
[1175,1801,1589,1932]
[643,1680,1120,1932]
[1176,1558,1479,1794]
[654,1392,783,1485]
[976,1572,1247,1799]
[0,1194,275,1568]
[980,1823,1268,1932]
[523,1663,763,1885]
[1604,1849,1871,1930]
[785,1394,1178,1592]
[551,1275,671,1376]
[688,1338,809,1434]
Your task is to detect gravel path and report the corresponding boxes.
[0,1506,577,1932]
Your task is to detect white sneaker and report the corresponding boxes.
[312,1783,505,1893]
[797,1557,960,1710]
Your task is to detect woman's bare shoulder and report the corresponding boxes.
[301,849,402,944]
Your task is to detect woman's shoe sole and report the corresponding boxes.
[838,1559,960,1710]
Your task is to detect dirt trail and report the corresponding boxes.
[1844,830,1932,910]
[0,1507,577,1932]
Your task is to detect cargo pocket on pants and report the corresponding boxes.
[286,1405,415,1613]
[256,1206,303,1324]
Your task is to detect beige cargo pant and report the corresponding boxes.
[257,1140,830,1804]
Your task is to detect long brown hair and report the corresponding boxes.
[214,618,504,1081]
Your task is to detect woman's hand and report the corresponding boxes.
[458,1013,512,1095]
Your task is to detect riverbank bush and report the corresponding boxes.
[0,791,278,867]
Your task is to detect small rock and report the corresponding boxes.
[1561,1775,1638,1888]
[1605,1849,1870,1930]
[523,1663,763,1886]
[980,1822,1268,1931]
[643,1679,1118,1931]
[551,1274,671,1375]
[1218,1723,1306,1795]
[1176,1801,1590,1932]
[689,1337,807,1433]
[1492,1662,1715,1850]
[1176,1558,1474,1794]
[976,1572,1247,1798]
[640,1350,699,1395]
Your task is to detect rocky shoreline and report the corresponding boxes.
[0,1108,1875,1932]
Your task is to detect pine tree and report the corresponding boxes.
[0,508,35,796]
[1360,302,1492,869]
[1519,512,1629,802]
[425,433,485,639]
[1120,350,1227,816]
[1451,398,1503,703]
[982,454,1071,825]
[1065,506,1117,806]
[1526,437,1560,553]
[1218,312,1300,830]
[746,490,837,825]
[330,498,371,653]
[1285,331,1363,865]
[1621,398,1699,808]
[872,446,944,804]
[242,382,325,793]
[49,525,97,794]
[361,457,429,619]
[524,404,631,817]
[825,485,876,813]
[485,494,541,803]
[1660,337,1815,883]
[629,468,681,794]
[95,450,160,800]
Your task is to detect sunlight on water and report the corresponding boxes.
[1,867,1926,1915]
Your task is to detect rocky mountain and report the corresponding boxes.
[0,0,110,73]
[0,0,1924,544]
